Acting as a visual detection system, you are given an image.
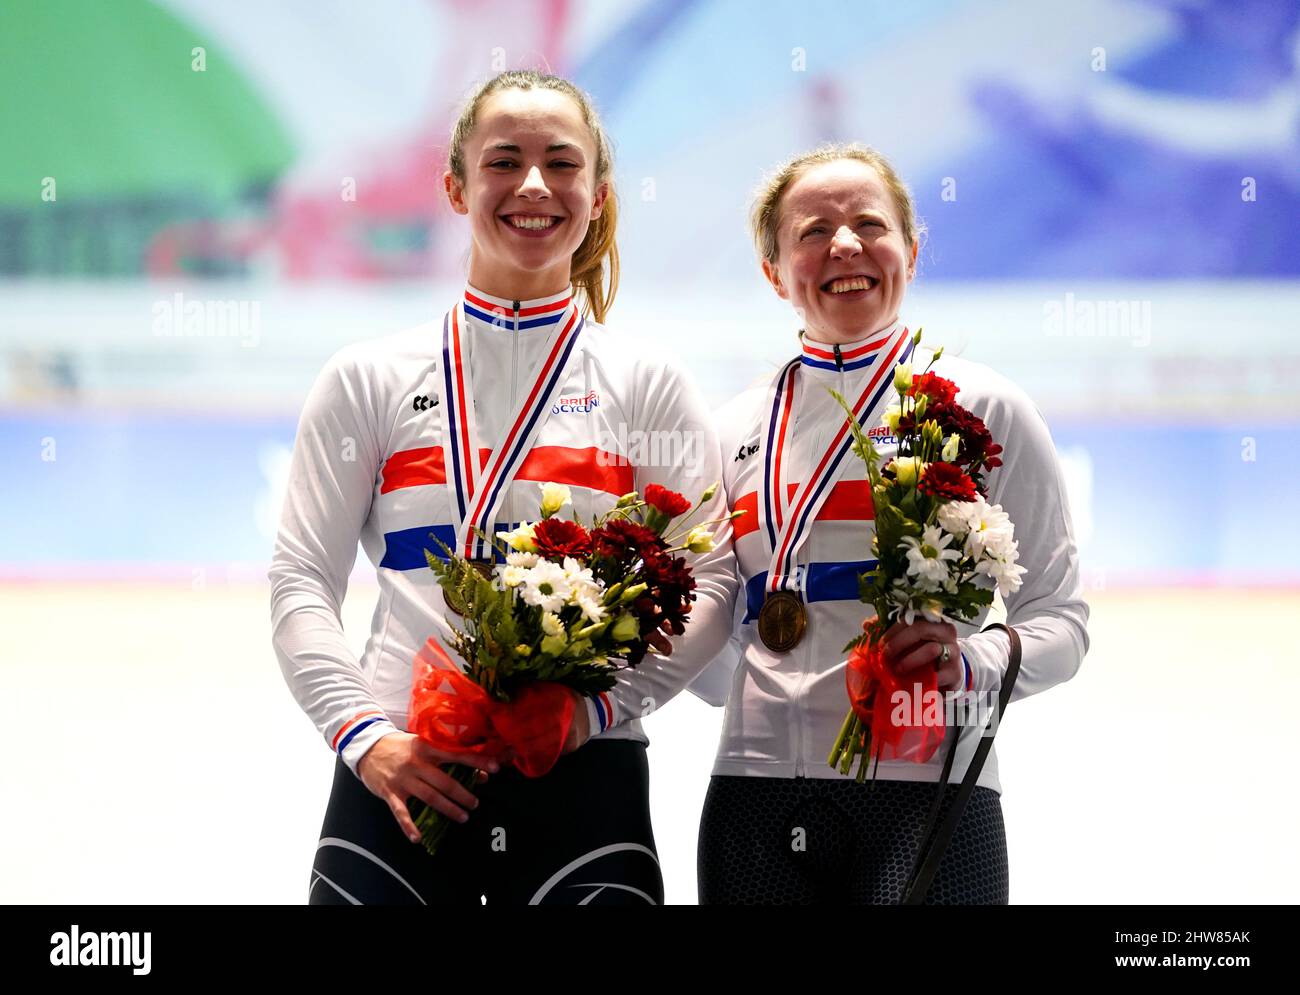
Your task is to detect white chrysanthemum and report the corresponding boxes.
[937,501,973,539]
[980,528,1016,561]
[960,497,1014,559]
[506,551,539,568]
[541,611,565,637]
[559,556,602,606]
[575,590,607,623]
[976,543,1027,596]
[561,555,594,583]
[520,559,573,612]
[901,524,961,591]
[494,563,528,588]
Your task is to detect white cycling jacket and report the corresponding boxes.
[268,283,740,778]
[705,317,1090,794]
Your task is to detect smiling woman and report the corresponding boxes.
[270,69,741,906]
[696,143,1090,905]
[445,73,619,318]
[751,146,925,343]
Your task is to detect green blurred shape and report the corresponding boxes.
[0,0,295,203]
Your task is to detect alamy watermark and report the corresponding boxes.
[886,683,1007,735]
[151,292,261,348]
[49,925,150,975]
[594,424,709,476]
[1043,292,1151,348]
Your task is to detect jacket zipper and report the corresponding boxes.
[509,300,520,532]
[511,300,520,395]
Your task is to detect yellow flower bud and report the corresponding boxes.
[611,611,640,642]
[619,582,649,604]
[539,481,572,518]
[686,525,714,553]
[884,405,901,434]
[893,456,925,487]
[504,522,538,553]
[893,362,913,393]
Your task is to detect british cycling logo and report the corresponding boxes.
[49,926,151,975]
[736,426,892,462]
[411,394,438,412]
[528,843,660,905]
[552,390,599,414]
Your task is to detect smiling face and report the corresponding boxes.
[444,87,609,300]
[762,158,917,343]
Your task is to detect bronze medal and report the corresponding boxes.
[757,590,807,652]
[442,558,495,617]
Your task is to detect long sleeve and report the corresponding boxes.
[268,346,399,777]
[680,383,766,707]
[682,603,745,707]
[956,370,1091,704]
[585,358,741,731]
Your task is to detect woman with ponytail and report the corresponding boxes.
[269,70,739,905]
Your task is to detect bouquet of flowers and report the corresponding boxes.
[827,329,1026,782]
[409,480,740,855]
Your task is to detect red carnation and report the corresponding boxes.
[917,461,978,502]
[590,519,662,561]
[644,484,691,518]
[908,372,958,407]
[532,518,592,559]
[624,550,697,663]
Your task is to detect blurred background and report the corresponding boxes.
[2,0,1297,904]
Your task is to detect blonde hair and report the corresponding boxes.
[447,70,619,324]
[749,143,925,265]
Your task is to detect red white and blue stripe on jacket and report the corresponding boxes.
[327,287,640,759]
[724,328,972,693]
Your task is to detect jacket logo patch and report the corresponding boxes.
[552,390,599,414]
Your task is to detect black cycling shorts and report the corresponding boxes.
[309,739,664,905]
[697,774,1009,905]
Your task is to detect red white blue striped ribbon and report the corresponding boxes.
[759,326,914,595]
[434,295,585,559]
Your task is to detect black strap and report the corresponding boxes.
[900,622,1022,905]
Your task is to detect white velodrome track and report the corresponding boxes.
[0,580,1296,904]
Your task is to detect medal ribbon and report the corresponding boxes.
[434,293,584,559]
[759,325,914,596]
